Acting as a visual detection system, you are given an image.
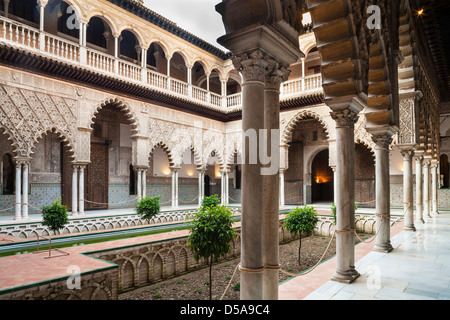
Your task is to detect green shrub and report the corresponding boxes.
[283,206,319,265]
[41,199,69,233]
[136,196,161,221]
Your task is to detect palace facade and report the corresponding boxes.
[0,0,448,300]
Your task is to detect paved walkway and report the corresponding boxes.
[279,212,450,300]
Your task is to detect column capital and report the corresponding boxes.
[330,109,359,128]
[372,135,393,150]
[170,166,181,172]
[265,60,291,90]
[399,149,414,159]
[232,50,270,83]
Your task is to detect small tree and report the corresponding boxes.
[136,196,161,221]
[41,199,69,234]
[283,206,319,265]
[201,194,220,209]
[187,205,236,300]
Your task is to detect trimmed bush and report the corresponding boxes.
[136,196,161,221]
[41,199,69,233]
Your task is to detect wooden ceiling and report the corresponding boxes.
[415,0,450,103]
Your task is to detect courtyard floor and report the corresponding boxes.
[0,204,449,300]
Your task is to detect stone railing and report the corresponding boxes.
[0,207,241,239]
[0,16,323,110]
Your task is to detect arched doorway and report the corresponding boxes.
[85,103,135,210]
[311,149,334,203]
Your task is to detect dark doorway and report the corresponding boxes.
[311,149,334,202]
[204,174,211,197]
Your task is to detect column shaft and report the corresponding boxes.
[431,161,439,215]
[373,138,393,252]
[401,150,415,231]
[423,160,431,219]
[240,78,265,300]
[22,163,29,220]
[262,79,282,300]
[15,163,22,220]
[72,166,78,216]
[330,110,359,283]
[79,166,85,216]
[414,155,424,223]
[137,169,142,199]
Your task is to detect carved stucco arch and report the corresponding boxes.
[31,127,76,161]
[282,109,331,145]
[149,141,175,167]
[90,97,140,136]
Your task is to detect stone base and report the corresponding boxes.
[331,270,360,284]
[403,225,416,232]
[373,243,393,253]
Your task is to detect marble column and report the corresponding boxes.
[142,169,147,198]
[431,160,439,215]
[330,109,360,283]
[171,167,179,207]
[72,165,78,217]
[197,169,205,206]
[279,169,285,207]
[78,165,85,217]
[22,162,29,220]
[234,51,267,300]
[423,158,431,219]
[414,153,424,224]
[400,149,415,231]
[137,168,142,199]
[15,162,22,220]
[373,136,394,253]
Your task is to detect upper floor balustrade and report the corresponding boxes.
[0,14,323,110]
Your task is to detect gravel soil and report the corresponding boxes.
[119,233,371,301]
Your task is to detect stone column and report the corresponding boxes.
[262,64,288,300]
[330,109,360,283]
[72,165,78,217]
[279,169,285,207]
[78,165,85,217]
[137,168,142,199]
[431,160,439,215]
[22,162,29,220]
[225,169,229,205]
[372,136,394,253]
[233,50,268,300]
[15,162,22,220]
[423,158,431,219]
[414,153,424,224]
[400,149,415,231]
[171,167,179,207]
[197,169,204,206]
[37,0,47,32]
[142,169,147,198]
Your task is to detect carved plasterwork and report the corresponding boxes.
[0,84,77,160]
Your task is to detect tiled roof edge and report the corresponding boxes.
[108,0,232,60]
